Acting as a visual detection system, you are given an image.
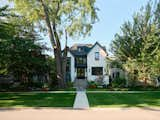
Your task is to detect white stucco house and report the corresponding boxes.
[66,42,109,85]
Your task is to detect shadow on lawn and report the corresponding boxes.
[87,92,160,110]
[0,93,75,108]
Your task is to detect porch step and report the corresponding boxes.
[74,79,87,91]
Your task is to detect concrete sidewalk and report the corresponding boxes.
[87,91,160,93]
[1,90,159,94]
[73,91,89,109]
[0,91,76,93]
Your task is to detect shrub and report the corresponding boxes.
[112,77,126,88]
[88,81,97,88]
[95,76,104,86]
[67,81,73,88]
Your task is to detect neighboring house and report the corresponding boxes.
[109,68,125,80]
[106,56,128,85]
[66,42,109,84]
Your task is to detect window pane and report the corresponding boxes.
[95,52,99,60]
[66,57,71,72]
[76,57,86,64]
[92,67,103,75]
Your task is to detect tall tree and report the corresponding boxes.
[111,1,160,86]
[10,0,98,88]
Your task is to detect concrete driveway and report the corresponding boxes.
[0,107,160,120]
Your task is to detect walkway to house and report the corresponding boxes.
[73,91,89,109]
[73,79,89,109]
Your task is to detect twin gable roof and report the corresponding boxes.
[69,42,107,56]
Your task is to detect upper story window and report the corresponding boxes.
[76,57,86,65]
[78,48,81,52]
[78,47,83,52]
[95,52,99,60]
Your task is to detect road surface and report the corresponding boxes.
[0,107,160,120]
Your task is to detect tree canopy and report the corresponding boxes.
[0,5,49,84]
[10,0,98,38]
[111,1,160,86]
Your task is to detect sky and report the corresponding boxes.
[0,0,151,55]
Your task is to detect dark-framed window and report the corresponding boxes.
[75,57,86,64]
[92,67,103,75]
[66,57,71,72]
[95,52,99,60]
[78,47,84,52]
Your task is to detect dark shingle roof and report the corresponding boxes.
[69,44,92,56]
[69,42,107,56]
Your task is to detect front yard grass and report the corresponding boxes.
[87,92,160,107]
[0,93,75,107]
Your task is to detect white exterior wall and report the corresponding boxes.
[67,51,75,82]
[87,44,108,81]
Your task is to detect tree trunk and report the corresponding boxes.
[144,77,147,87]
[62,30,68,85]
[52,25,66,88]
[40,0,66,88]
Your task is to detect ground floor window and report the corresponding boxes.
[92,67,103,75]
[66,57,71,72]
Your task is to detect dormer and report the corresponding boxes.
[78,47,84,52]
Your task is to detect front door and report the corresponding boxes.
[77,68,85,79]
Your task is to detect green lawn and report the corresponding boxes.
[87,92,160,107]
[0,93,75,107]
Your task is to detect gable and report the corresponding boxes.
[88,42,107,56]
